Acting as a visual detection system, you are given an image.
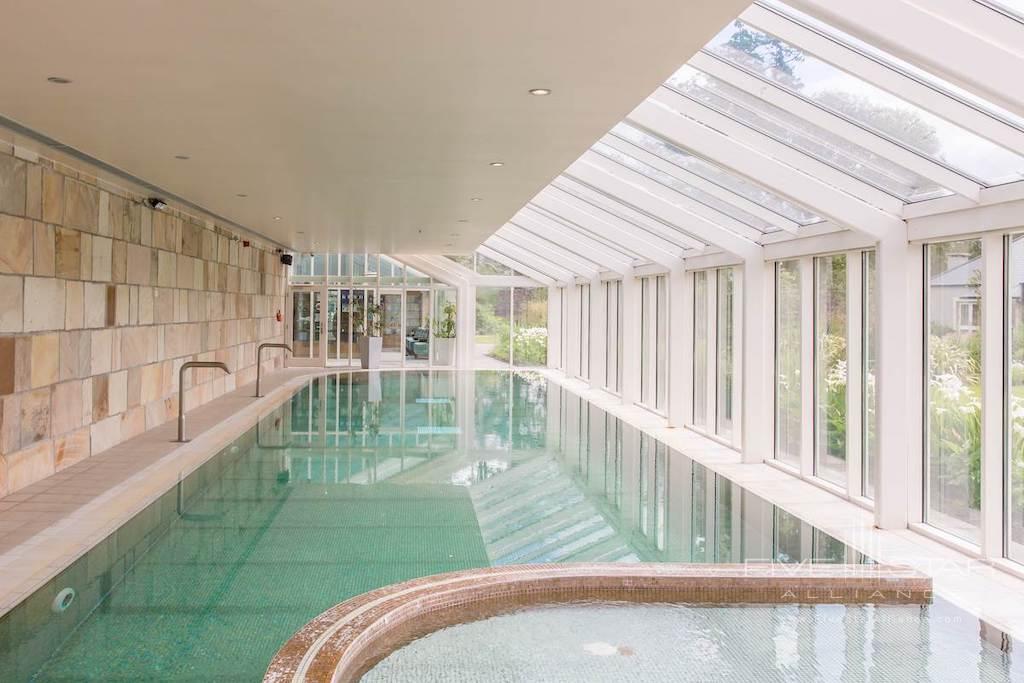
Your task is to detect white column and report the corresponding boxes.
[980,232,1003,556]
[590,278,607,390]
[546,285,562,370]
[875,230,915,530]
[741,258,769,463]
[456,284,475,369]
[668,265,690,428]
[621,270,642,405]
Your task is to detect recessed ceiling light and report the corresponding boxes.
[450,233,460,237]
[470,197,482,202]
[457,219,469,223]
[46,76,72,84]
[489,162,504,167]
[174,155,190,160]
[528,88,552,96]
[444,243,453,247]
[236,193,248,198]
[273,216,282,221]
[296,231,305,235]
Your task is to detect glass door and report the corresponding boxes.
[380,291,403,365]
[405,290,430,367]
[327,288,353,365]
[290,289,321,363]
[351,288,373,357]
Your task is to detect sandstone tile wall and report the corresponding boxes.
[0,142,287,495]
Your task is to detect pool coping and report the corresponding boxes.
[263,563,932,683]
[0,367,330,617]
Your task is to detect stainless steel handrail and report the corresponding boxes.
[176,361,230,442]
[256,343,292,397]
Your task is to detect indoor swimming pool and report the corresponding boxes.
[0,371,1014,681]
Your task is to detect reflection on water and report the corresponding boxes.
[0,371,959,683]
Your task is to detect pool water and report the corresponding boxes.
[365,602,1024,682]
[0,371,996,681]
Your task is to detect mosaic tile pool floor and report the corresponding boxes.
[365,602,1023,682]
[0,371,1011,681]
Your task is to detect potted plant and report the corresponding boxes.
[432,301,457,366]
[357,301,383,369]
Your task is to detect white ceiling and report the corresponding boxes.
[0,1,750,253]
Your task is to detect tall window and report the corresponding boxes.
[1009,235,1024,564]
[814,255,848,486]
[605,280,623,393]
[693,271,709,428]
[775,260,801,467]
[640,275,668,412]
[863,251,878,499]
[578,284,591,379]
[925,239,982,543]
[716,269,735,438]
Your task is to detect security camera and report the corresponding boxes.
[144,197,168,211]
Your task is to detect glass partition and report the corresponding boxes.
[814,254,848,486]
[775,260,801,467]
[512,287,548,367]
[716,269,735,438]
[1009,235,1024,563]
[693,271,709,428]
[925,239,982,543]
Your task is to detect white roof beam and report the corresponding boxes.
[633,93,904,238]
[494,225,600,279]
[532,188,687,268]
[476,244,557,286]
[483,236,576,283]
[583,150,768,242]
[772,0,1024,127]
[512,210,634,273]
[644,88,904,215]
[569,156,763,260]
[551,176,707,251]
[689,51,982,201]
[601,132,801,233]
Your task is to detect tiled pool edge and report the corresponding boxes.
[538,369,1024,643]
[264,563,932,683]
[0,368,327,617]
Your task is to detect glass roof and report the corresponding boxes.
[705,19,1024,186]
[522,205,648,261]
[979,0,1024,20]
[664,65,952,202]
[611,122,826,223]
[591,140,777,236]
[551,176,707,250]
[764,1,1024,130]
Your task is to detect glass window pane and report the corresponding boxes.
[775,260,802,466]
[1009,235,1024,564]
[605,281,621,393]
[512,287,548,367]
[578,284,591,379]
[475,287,511,368]
[863,251,878,498]
[926,239,982,543]
[716,268,735,437]
[445,254,475,270]
[613,123,823,225]
[814,254,847,486]
[641,277,651,405]
[693,271,709,427]
[664,66,950,202]
[707,20,1024,186]
[656,275,668,411]
[476,252,515,276]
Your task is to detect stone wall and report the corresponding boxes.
[0,140,287,495]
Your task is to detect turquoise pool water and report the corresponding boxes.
[365,602,1024,682]
[0,371,1010,681]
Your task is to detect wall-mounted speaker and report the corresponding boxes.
[280,254,293,266]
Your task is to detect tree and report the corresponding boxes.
[816,91,942,157]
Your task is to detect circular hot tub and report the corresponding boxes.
[263,563,930,682]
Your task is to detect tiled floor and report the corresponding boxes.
[540,370,1024,643]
